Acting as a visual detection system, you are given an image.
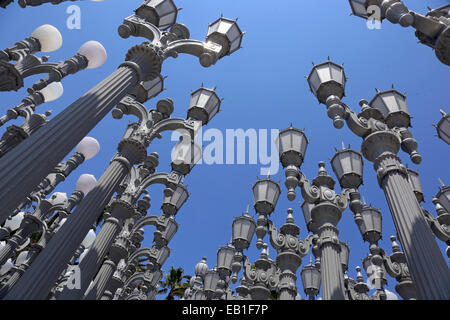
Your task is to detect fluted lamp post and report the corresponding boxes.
[0,1,243,229]
[434,110,450,145]
[307,59,450,299]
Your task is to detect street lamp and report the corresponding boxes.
[307,60,347,128]
[330,144,364,189]
[187,87,221,125]
[348,1,450,65]
[300,257,321,300]
[206,17,244,59]
[307,58,450,299]
[434,110,450,145]
[135,0,178,30]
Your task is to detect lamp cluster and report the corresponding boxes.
[0,0,244,300]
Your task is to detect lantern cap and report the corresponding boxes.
[312,161,335,190]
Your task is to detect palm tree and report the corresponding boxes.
[157,266,191,300]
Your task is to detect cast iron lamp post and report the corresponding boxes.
[4,78,203,300]
[278,125,361,300]
[1,34,106,93]
[307,58,450,300]
[85,170,190,301]
[0,174,96,298]
[0,81,63,128]
[0,24,62,61]
[0,174,97,267]
[434,110,450,145]
[348,1,450,65]
[266,208,316,300]
[0,0,243,229]
[408,172,450,259]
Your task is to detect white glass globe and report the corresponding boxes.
[4,212,25,231]
[76,136,100,160]
[75,174,97,195]
[31,24,63,53]
[82,229,96,248]
[0,259,13,275]
[15,251,29,265]
[40,82,64,102]
[77,41,107,69]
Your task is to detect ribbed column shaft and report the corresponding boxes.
[377,155,450,300]
[278,271,297,300]
[84,259,120,300]
[56,214,124,300]
[0,240,19,266]
[0,66,138,225]
[318,225,345,300]
[0,268,24,298]
[4,159,131,300]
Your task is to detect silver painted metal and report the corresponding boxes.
[242,244,279,300]
[307,59,450,300]
[348,1,450,65]
[0,191,83,298]
[267,209,316,300]
[300,256,321,300]
[278,125,358,300]
[434,110,450,145]
[0,1,241,227]
[0,48,88,92]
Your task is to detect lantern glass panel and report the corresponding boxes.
[437,188,450,213]
[349,0,369,18]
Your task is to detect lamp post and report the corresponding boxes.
[0,178,92,298]
[0,37,106,93]
[242,243,279,300]
[278,125,361,300]
[0,81,63,128]
[0,0,243,227]
[0,24,62,62]
[348,1,450,65]
[267,208,316,300]
[307,58,450,300]
[434,110,450,145]
[84,197,182,300]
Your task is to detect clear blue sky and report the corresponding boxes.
[1,0,449,299]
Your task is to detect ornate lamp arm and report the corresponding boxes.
[28,54,88,92]
[0,36,41,61]
[342,103,372,138]
[119,15,164,43]
[298,234,318,256]
[297,171,320,204]
[422,206,450,245]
